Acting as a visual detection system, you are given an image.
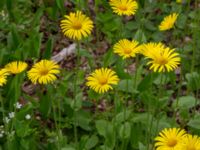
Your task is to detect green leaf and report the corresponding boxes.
[96,119,115,148]
[138,73,155,92]
[186,72,200,91]
[85,135,99,149]
[119,122,131,139]
[39,86,53,118]
[118,79,134,93]
[70,92,82,110]
[134,29,146,43]
[43,38,53,59]
[173,96,197,110]
[61,147,75,150]
[176,14,187,29]
[95,120,107,137]
[188,114,200,129]
[76,110,92,131]
[114,110,131,123]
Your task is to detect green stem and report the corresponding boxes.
[191,0,198,73]
[58,97,62,142]
[175,64,183,118]
[0,91,5,122]
[73,41,81,149]
[114,89,119,150]
[119,17,124,39]
[148,73,164,149]
[76,0,81,10]
[94,0,100,47]
[52,100,61,149]
[121,60,129,150]
[147,73,153,150]
[134,55,139,90]
[154,74,165,135]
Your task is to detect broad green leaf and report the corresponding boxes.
[119,122,131,139]
[188,114,200,130]
[173,96,197,110]
[95,120,107,137]
[85,135,99,149]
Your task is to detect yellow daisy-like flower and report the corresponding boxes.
[86,68,119,94]
[142,42,180,72]
[109,0,138,16]
[159,13,179,31]
[176,0,182,3]
[60,11,94,40]
[27,60,60,84]
[5,61,28,74]
[113,39,140,59]
[155,128,186,150]
[0,68,9,86]
[181,134,200,150]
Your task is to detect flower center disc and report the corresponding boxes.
[167,139,177,147]
[187,146,196,150]
[124,48,132,54]
[99,77,108,85]
[40,69,49,76]
[118,5,127,11]
[158,58,168,65]
[72,22,82,30]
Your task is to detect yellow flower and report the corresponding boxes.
[181,134,200,150]
[5,61,28,74]
[159,13,179,31]
[142,42,180,72]
[60,11,94,40]
[176,0,182,3]
[109,0,138,16]
[86,68,119,94]
[0,68,9,86]
[27,60,60,84]
[113,39,140,59]
[155,128,186,150]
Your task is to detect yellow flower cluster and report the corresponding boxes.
[155,128,200,150]
[0,60,60,86]
[0,1,177,93]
